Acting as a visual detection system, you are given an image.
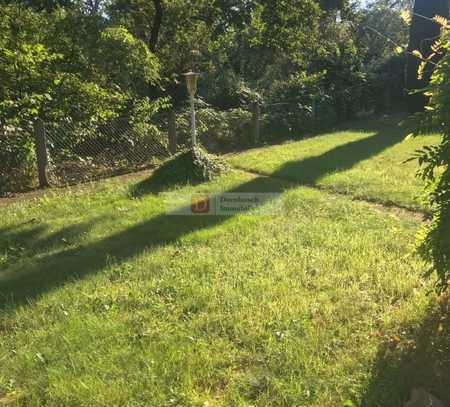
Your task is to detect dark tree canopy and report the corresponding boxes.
[406,0,450,112]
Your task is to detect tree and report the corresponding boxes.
[149,0,162,51]
[406,0,450,112]
[413,21,450,292]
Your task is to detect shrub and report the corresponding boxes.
[176,106,253,152]
[413,22,450,292]
[263,72,339,139]
[0,126,36,195]
[264,73,320,137]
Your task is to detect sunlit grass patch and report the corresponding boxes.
[228,121,441,211]
[0,136,447,405]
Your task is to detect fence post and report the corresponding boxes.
[33,119,50,188]
[311,96,317,131]
[252,102,261,144]
[168,109,177,155]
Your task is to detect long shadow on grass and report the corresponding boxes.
[0,176,287,308]
[0,124,406,308]
[361,306,450,406]
[0,220,100,253]
[239,122,406,185]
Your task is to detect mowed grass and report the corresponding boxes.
[228,119,442,211]
[1,166,448,406]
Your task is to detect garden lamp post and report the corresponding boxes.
[184,71,200,146]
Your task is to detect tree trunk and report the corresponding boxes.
[149,0,163,52]
[406,0,450,113]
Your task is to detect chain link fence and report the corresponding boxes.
[38,118,170,188]
[1,90,357,196]
[0,101,321,196]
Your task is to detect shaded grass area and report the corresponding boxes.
[362,306,450,406]
[228,119,441,211]
[0,167,448,406]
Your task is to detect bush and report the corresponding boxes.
[263,72,339,139]
[368,54,406,113]
[0,126,36,195]
[176,106,253,152]
[131,147,229,194]
[413,23,450,292]
[264,73,320,137]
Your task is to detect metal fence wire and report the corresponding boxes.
[44,118,170,186]
[1,92,355,196]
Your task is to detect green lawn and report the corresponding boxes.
[0,122,448,406]
[228,119,441,211]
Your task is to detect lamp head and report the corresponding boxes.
[183,71,200,97]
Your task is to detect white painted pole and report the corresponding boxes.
[190,94,197,146]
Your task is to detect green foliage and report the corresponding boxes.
[358,1,410,65]
[0,3,163,192]
[49,75,127,123]
[264,72,330,137]
[406,0,450,113]
[0,41,60,125]
[258,0,321,65]
[176,106,253,151]
[356,1,410,112]
[128,97,170,137]
[0,6,60,191]
[368,54,407,113]
[0,4,161,125]
[0,126,36,195]
[413,27,450,291]
[0,0,417,193]
[97,26,160,94]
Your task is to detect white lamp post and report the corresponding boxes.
[183,71,200,147]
